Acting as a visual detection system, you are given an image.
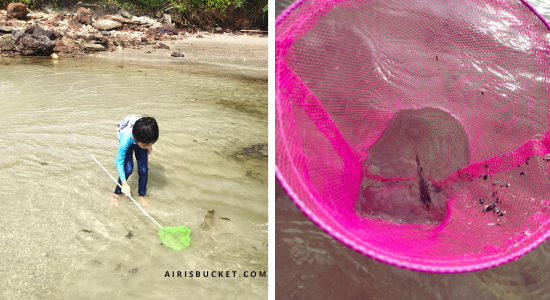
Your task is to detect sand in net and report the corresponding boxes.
[276,0,550,272]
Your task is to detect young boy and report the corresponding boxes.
[111,115,159,207]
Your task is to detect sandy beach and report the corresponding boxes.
[97,34,268,74]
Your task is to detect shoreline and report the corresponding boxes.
[98,34,268,70]
[0,7,267,76]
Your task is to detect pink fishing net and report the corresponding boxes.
[276,0,550,272]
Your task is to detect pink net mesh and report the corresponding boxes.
[276,0,550,272]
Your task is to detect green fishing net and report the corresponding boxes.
[159,226,191,250]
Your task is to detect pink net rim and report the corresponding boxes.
[276,166,550,272]
[276,0,550,273]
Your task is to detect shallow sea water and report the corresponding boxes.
[276,0,550,299]
[0,55,267,299]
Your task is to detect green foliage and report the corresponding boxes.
[0,0,60,9]
[169,0,234,15]
[1,0,32,7]
[233,0,243,8]
[0,0,267,29]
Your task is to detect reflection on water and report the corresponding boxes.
[0,56,267,299]
[276,0,550,299]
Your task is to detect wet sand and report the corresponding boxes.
[96,34,268,79]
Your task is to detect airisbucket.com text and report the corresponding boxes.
[164,271,267,278]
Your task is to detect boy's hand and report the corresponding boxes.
[147,146,153,155]
[121,180,131,196]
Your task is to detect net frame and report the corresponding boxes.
[276,0,550,272]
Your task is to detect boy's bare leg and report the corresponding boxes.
[110,193,120,207]
[138,196,149,208]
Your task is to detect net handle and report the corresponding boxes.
[91,155,163,229]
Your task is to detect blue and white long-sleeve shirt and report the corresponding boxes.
[116,115,142,181]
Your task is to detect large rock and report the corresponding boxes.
[6,3,27,20]
[10,27,57,56]
[105,15,133,24]
[92,19,122,31]
[0,39,15,51]
[120,9,132,19]
[150,22,162,29]
[80,43,104,51]
[10,30,25,43]
[77,7,92,25]
[0,25,12,33]
[61,37,75,47]
[25,25,61,41]
[15,34,55,55]
[68,18,82,29]
[155,24,178,35]
[131,16,155,26]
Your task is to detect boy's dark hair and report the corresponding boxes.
[133,116,159,144]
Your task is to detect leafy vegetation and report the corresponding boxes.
[0,0,267,29]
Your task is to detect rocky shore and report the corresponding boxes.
[0,3,267,58]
